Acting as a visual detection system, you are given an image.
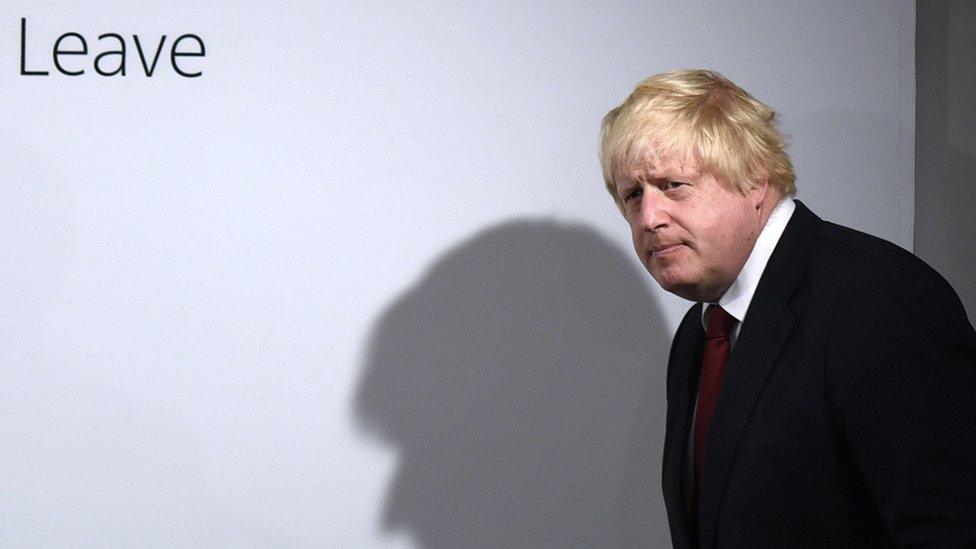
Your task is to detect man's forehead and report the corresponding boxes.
[615,150,702,185]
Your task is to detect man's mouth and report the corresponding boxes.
[651,243,684,257]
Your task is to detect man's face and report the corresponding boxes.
[614,153,769,302]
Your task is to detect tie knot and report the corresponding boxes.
[706,305,736,339]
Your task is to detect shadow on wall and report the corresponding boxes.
[354,220,673,549]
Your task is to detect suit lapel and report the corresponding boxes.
[698,201,822,547]
[662,303,704,549]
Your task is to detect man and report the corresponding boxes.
[599,70,976,547]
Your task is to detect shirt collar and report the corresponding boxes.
[702,197,796,328]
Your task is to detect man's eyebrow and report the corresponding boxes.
[616,178,643,190]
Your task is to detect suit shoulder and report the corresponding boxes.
[815,221,947,288]
[818,222,917,269]
[811,220,971,331]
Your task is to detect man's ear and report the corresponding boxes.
[748,178,771,210]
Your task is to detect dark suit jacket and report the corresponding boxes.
[662,201,976,548]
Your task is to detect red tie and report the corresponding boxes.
[693,304,736,516]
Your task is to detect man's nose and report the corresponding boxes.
[639,190,669,231]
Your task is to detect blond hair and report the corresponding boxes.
[599,69,795,206]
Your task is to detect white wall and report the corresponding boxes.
[0,2,913,547]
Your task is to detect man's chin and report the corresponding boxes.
[668,286,707,302]
[651,274,697,301]
[651,275,716,303]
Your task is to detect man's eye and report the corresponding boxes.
[624,187,643,202]
[664,180,687,190]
